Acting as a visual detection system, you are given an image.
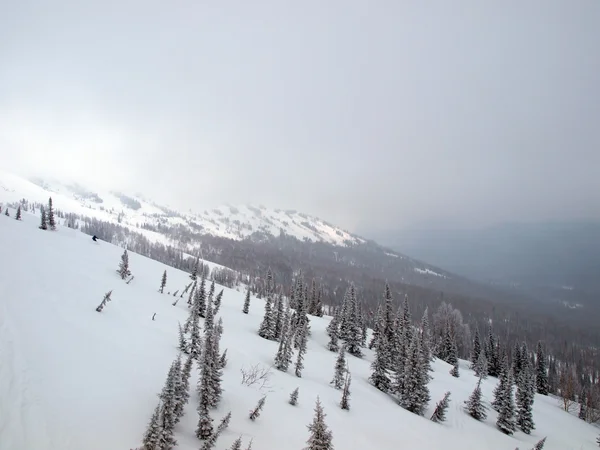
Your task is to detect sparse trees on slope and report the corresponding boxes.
[39,206,47,230]
[48,197,56,230]
[95,290,113,312]
[249,396,266,421]
[430,392,451,423]
[305,397,334,450]
[331,345,347,389]
[465,378,487,421]
[159,270,167,294]
[536,341,549,395]
[369,335,390,392]
[117,249,131,280]
[242,286,251,314]
[289,387,299,405]
[340,371,351,410]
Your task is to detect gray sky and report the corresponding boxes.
[1,1,599,233]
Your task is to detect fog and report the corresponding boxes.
[1,1,599,232]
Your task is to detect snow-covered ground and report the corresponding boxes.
[0,212,598,450]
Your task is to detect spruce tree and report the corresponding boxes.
[47,197,56,230]
[495,358,516,435]
[140,403,162,450]
[305,397,334,450]
[214,289,224,315]
[399,329,430,415]
[197,274,208,318]
[204,289,215,331]
[487,330,500,377]
[450,361,460,378]
[492,356,509,411]
[512,342,522,382]
[39,206,48,230]
[474,351,488,379]
[430,392,451,423]
[180,353,193,413]
[533,437,547,450]
[209,323,224,408]
[274,292,285,340]
[535,341,549,395]
[249,396,266,421]
[443,323,458,366]
[15,206,22,220]
[369,335,390,392]
[219,348,228,369]
[258,294,276,340]
[274,315,294,372]
[471,328,482,369]
[368,305,383,349]
[95,290,113,312]
[178,322,188,353]
[196,349,214,440]
[344,284,363,357]
[289,387,299,406]
[157,362,178,449]
[230,437,243,450]
[295,321,308,377]
[516,368,535,434]
[420,308,432,366]
[315,287,324,317]
[327,316,340,353]
[117,249,131,280]
[331,345,347,389]
[465,378,487,420]
[171,355,185,423]
[340,371,351,411]
[308,279,318,315]
[242,286,251,314]
[190,257,200,281]
[159,270,167,294]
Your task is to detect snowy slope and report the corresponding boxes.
[0,213,598,450]
[0,170,362,247]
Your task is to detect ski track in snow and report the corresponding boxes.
[0,211,598,450]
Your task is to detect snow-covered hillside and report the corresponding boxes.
[0,170,362,247]
[0,212,598,450]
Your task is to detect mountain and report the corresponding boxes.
[1,213,597,450]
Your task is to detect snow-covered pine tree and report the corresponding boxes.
[249,396,266,421]
[117,249,131,280]
[159,270,167,294]
[399,329,430,415]
[95,290,113,312]
[516,368,535,434]
[196,274,208,318]
[420,308,432,366]
[315,286,324,317]
[295,320,308,377]
[200,412,232,450]
[443,321,458,366]
[140,403,162,450]
[242,286,251,314]
[331,345,347,389]
[48,197,56,230]
[495,357,516,435]
[209,323,224,408]
[327,315,340,353]
[15,206,21,220]
[535,341,549,395]
[308,279,318,315]
[190,257,200,281]
[344,284,363,357]
[230,437,243,450]
[360,313,368,348]
[465,378,487,420]
[258,293,276,340]
[196,346,214,440]
[474,351,488,379]
[369,334,391,392]
[274,291,285,340]
[188,301,203,360]
[368,305,384,349]
[186,280,197,308]
[450,361,460,378]
[204,289,215,332]
[213,289,224,315]
[487,330,500,377]
[39,206,48,230]
[179,353,193,415]
[430,392,451,423]
[289,387,299,405]
[340,371,351,410]
[533,437,547,449]
[171,355,186,423]
[471,328,482,369]
[274,314,294,372]
[157,361,179,449]
[219,348,228,369]
[512,342,522,381]
[305,397,334,450]
[178,322,188,353]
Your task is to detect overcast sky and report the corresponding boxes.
[1,1,599,233]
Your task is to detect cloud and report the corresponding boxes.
[1,0,599,232]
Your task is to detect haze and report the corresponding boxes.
[1,1,599,232]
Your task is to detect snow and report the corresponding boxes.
[414,267,448,279]
[0,170,363,247]
[0,213,598,450]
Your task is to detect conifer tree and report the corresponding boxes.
[399,330,430,415]
[196,350,214,440]
[204,289,215,332]
[450,361,460,378]
[495,357,516,435]
[340,371,351,411]
[289,387,299,406]
[209,324,224,408]
[117,249,131,280]
[474,351,488,379]
[368,305,384,349]
[242,286,251,314]
[535,341,549,395]
[516,368,535,434]
[344,284,363,357]
[308,279,318,315]
[274,315,294,372]
[327,316,340,353]
[487,331,500,377]
[295,321,308,377]
[47,197,56,230]
[157,362,178,449]
[190,257,200,281]
[305,397,334,450]
[314,286,324,317]
[213,289,224,315]
[171,355,186,423]
[186,280,197,308]
[369,334,391,392]
[331,345,347,389]
[179,353,193,413]
[274,292,285,340]
[39,206,47,230]
[533,437,547,450]
[249,396,266,421]
[197,274,208,318]
[230,437,243,450]
[420,308,432,366]
[15,206,22,220]
[471,328,482,369]
[444,323,458,366]
[178,322,188,353]
[258,294,276,340]
[95,290,113,312]
[492,356,510,411]
[465,378,487,421]
[430,392,451,423]
[140,403,162,450]
[512,342,523,381]
[159,270,167,294]
[219,349,228,369]
[4,208,8,217]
